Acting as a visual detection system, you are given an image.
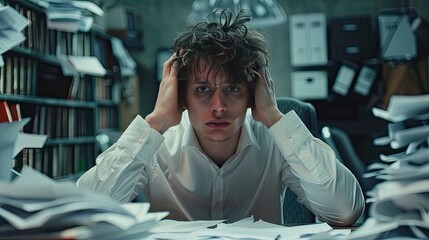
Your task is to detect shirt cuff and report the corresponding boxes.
[268,110,313,157]
[116,115,164,158]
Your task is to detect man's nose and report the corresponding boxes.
[210,90,227,114]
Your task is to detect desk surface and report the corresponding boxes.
[143,218,352,240]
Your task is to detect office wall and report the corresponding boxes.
[111,0,428,117]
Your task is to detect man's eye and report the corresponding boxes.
[196,86,211,93]
[227,85,241,93]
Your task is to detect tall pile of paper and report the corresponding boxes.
[30,0,104,32]
[349,94,429,240]
[0,167,168,240]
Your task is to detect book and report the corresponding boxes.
[9,103,21,121]
[0,101,12,123]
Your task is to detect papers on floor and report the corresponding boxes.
[147,216,350,240]
[349,94,429,240]
[0,167,168,239]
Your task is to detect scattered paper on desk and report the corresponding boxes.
[197,221,333,240]
[149,215,338,240]
[150,219,224,233]
[0,167,167,239]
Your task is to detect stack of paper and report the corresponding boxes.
[0,4,29,66]
[372,94,429,149]
[349,95,429,240]
[31,0,104,32]
[0,167,168,240]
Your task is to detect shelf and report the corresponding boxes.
[2,0,122,179]
[97,99,119,107]
[45,136,96,146]
[10,47,62,66]
[0,94,96,108]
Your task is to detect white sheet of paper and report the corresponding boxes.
[149,219,225,233]
[13,133,47,158]
[72,1,104,16]
[196,222,332,240]
[0,168,166,231]
[67,56,106,76]
[372,94,429,122]
[0,5,29,31]
[0,118,29,182]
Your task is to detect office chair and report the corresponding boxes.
[320,126,379,220]
[276,97,318,224]
[320,126,374,194]
[96,131,123,152]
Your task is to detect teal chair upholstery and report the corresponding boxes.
[276,97,317,224]
[320,126,379,220]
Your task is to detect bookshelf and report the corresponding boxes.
[0,0,121,179]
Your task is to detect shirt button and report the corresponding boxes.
[138,137,143,143]
[287,133,293,139]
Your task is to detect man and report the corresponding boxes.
[77,9,364,226]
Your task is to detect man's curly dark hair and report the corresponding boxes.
[173,8,269,101]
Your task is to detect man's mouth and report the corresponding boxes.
[206,121,230,128]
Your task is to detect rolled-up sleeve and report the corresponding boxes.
[76,115,164,203]
[269,110,365,226]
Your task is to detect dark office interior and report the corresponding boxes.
[1,0,429,238]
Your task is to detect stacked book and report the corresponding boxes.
[30,0,104,32]
[349,94,429,240]
[0,167,168,240]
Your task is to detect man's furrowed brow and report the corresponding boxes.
[192,79,209,84]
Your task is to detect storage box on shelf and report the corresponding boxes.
[0,0,121,179]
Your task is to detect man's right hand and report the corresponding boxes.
[145,54,183,134]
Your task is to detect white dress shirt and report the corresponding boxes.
[76,110,364,225]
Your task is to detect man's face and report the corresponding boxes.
[185,61,250,145]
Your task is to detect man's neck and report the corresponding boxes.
[197,129,242,167]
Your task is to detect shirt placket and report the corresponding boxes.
[211,169,224,220]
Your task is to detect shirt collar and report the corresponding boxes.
[181,112,261,151]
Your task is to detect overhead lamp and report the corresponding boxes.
[187,0,287,27]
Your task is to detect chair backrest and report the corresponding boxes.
[320,126,377,195]
[276,97,317,224]
[320,126,380,220]
[276,97,320,138]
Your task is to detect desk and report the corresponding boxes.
[143,217,352,240]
